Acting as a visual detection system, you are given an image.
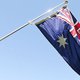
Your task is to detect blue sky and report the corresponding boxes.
[0,0,80,80]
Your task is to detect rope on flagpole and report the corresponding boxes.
[0,0,68,41]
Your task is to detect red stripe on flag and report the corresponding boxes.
[70,28,77,37]
[74,22,80,39]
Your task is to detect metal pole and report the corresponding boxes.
[0,1,68,41]
[0,23,30,41]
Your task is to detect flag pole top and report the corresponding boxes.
[65,0,68,3]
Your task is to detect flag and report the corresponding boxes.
[35,15,80,75]
[57,7,80,45]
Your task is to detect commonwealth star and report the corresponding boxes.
[57,35,68,48]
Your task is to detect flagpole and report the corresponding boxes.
[0,0,68,41]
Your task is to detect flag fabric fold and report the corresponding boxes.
[35,13,80,75]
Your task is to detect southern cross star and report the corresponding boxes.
[57,35,68,48]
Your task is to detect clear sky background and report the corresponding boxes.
[0,0,80,80]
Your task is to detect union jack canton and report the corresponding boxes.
[57,7,80,45]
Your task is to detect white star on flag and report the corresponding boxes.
[57,35,68,48]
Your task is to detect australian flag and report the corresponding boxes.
[35,11,80,75]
